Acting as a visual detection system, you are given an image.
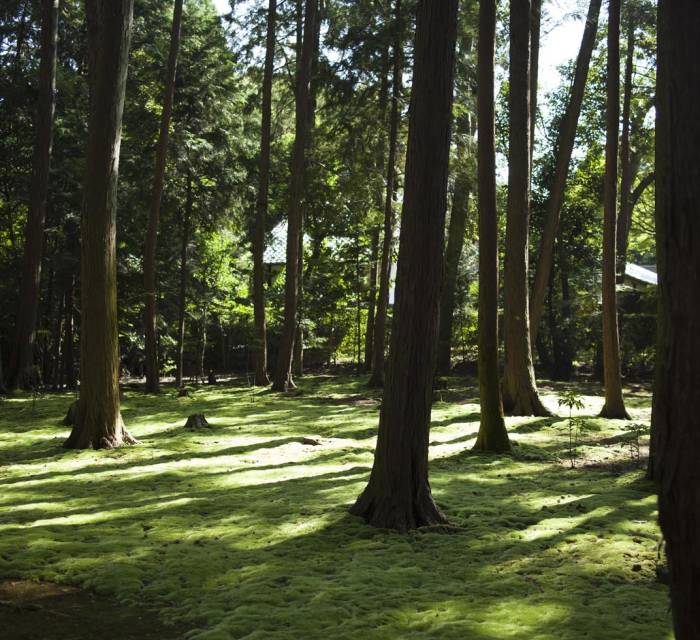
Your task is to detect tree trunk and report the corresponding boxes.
[351,0,458,531]
[599,0,629,419]
[199,303,207,383]
[143,0,183,394]
[63,272,76,389]
[615,18,635,280]
[175,178,191,389]
[530,0,541,169]
[252,0,277,386]
[529,0,602,344]
[654,3,700,635]
[437,137,471,375]
[620,171,655,276]
[474,0,510,453]
[364,227,379,371]
[65,0,136,449]
[271,0,317,392]
[367,0,403,389]
[8,0,59,390]
[293,231,304,377]
[502,0,549,417]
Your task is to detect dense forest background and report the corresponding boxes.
[0,0,657,389]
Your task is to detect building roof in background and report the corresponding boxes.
[625,263,658,286]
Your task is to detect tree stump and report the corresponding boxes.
[177,388,189,397]
[62,400,79,426]
[184,414,210,430]
[207,370,217,385]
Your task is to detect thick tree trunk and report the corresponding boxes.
[175,178,191,389]
[654,3,700,635]
[529,0,602,344]
[252,0,277,386]
[474,0,510,453]
[502,0,549,417]
[364,227,379,371]
[615,19,635,280]
[351,0,458,531]
[293,231,304,376]
[599,0,629,419]
[143,0,184,394]
[8,0,59,390]
[271,0,317,391]
[65,0,136,449]
[367,0,403,389]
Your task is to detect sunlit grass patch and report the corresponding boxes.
[0,376,670,639]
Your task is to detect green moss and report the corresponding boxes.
[0,378,670,639]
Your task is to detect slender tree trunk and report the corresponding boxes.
[65,0,136,449]
[620,171,654,275]
[367,0,403,389]
[654,3,700,635]
[293,231,304,376]
[437,140,471,375]
[529,0,602,344]
[615,18,635,280]
[502,0,549,416]
[199,303,207,382]
[252,0,277,386]
[143,0,183,394]
[530,0,541,169]
[63,272,76,389]
[8,0,59,390]
[271,0,318,391]
[599,0,629,419]
[364,227,379,371]
[474,0,510,453]
[351,0,458,530]
[175,178,191,388]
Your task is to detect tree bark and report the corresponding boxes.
[252,0,277,386]
[351,0,458,531]
[502,0,549,416]
[367,0,403,389]
[437,132,471,375]
[530,0,541,170]
[271,0,317,391]
[65,0,136,449]
[474,0,510,453]
[529,0,602,344]
[8,0,60,390]
[143,0,184,394]
[615,17,635,280]
[599,0,629,419]
[175,177,192,388]
[653,2,700,635]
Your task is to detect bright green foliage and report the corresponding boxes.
[0,378,670,639]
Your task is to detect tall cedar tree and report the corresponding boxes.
[615,16,635,278]
[474,0,510,452]
[367,0,403,389]
[599,0,629,419]
[654,2,700,636]
[175,174,192,388]
[529,0,601,344]
[65,0,136,449]
[251,0,277,386]
[271,0,317,391]
[7,0,59,389]
[351,0,459,530]
[143,0,184,393]
[502,0,549,416]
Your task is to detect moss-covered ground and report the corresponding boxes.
[0,376,671,639]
